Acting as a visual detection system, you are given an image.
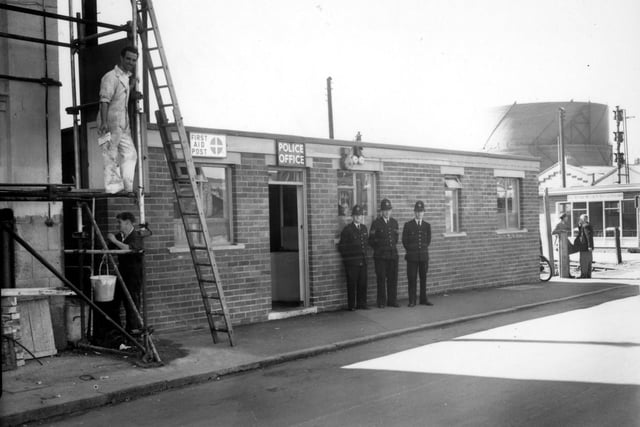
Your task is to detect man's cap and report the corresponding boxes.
[352,205,364,216]
[116,211,136,223]
[414,200,425,212]
[559,212,568,220]
[380,199,392,210]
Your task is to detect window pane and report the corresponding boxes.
[497,177,519,229]
[571,202,587,237]
[622,200,636,237]
[202,166,229,243]
[497,178,506,227]
[445,189,453,232]
[355,173,372,218]
[336,171,375,228]
[338,189,353,217]
[604,200,620,238]
[445,188,459,232]
[269,169,303,183]
[174,166,231,245]
[589,201,603,238]
[337,170,353,187]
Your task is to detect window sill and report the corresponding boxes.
[495,228,529,235]
[168,243,246,253]
[443,232,467,238]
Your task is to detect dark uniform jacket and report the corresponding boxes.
[402,219,431,262]
[369,217,399,260]
[115,229,143,285]
[575,223,594,252]
[338,222,369,264]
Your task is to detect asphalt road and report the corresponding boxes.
[36,289,640,427]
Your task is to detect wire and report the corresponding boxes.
[1,334,44,365]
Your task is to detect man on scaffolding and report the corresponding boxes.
[97,46,139,194]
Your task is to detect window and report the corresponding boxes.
[173,165,233,246]
[337,170,375,226]
[622,200,636,237]
[496,177,520,229]
[562,199,637,240]
[604,201,620,238]
[571,202,587,237]
[444,176,461,232]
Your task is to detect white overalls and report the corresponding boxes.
[97,65,137,193]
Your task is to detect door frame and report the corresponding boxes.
[268,169,309,306]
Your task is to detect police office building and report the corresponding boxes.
[118,126,540,331]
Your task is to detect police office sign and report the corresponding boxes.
[189,132,227,158]
[276,141,305,167]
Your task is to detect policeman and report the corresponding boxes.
[338,205,369,310]
[369,199,399,308]
[402,200,433,307]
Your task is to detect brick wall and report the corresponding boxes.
[108,149,273,332]
[106,144,538,333]
[307,161,539,312]
[2,296,23,370]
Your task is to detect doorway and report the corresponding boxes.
[269,183,307,311]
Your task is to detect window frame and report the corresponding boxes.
[557,198,637,239]
[172,164,234,248]
[496,177,521,230]
[337,170,376,228]
[444,176,461,233]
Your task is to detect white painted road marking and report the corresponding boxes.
[344,296,640,385]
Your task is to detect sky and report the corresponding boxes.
[59,0,640,159]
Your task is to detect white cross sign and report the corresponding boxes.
[190,133,227,158]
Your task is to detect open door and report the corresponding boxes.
[269,184,304,309]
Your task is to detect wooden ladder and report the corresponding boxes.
[135,0,234,345]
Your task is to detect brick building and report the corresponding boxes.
[0,2,540,348]
[106,127,541,332]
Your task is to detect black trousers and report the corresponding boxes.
[374,258,398,306]
[344,261,368,309]
[406,260,428,304]
[94,272,142,342]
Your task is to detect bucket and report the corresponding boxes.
[90,258,117,302]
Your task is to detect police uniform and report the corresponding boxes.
[369,199,399,307]
[338,205,369,310]
[402,201,433,307]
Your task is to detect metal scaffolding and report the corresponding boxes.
[0,1,159,363]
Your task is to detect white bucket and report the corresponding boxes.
[91,275,116,301]
[90,258,117,302]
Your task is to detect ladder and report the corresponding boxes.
[135,0,235,345]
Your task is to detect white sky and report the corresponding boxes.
[59,0,640,159]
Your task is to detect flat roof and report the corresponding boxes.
[147,124,539,164]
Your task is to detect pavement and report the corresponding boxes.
[2,249,640,426]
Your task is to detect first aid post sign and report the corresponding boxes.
[190,133,227,158]
[277,141,305,167]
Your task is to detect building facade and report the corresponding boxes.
[540,163,640,249]
[101,127,542,331]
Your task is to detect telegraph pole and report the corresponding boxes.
[613,106,626,184]
[558,108,566,188]
[326,77,334,139]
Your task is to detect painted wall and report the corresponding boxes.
[0,1,63,287]
[0,1,65,351]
